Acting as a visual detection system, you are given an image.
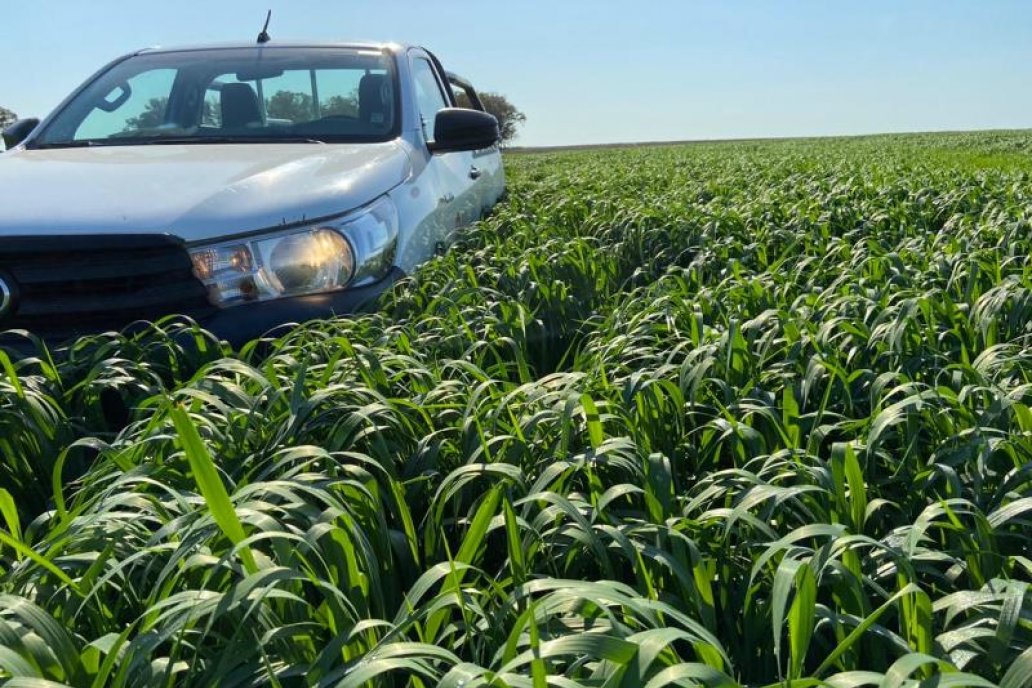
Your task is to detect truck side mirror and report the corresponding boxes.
[428,108,499,154]
[3,119,40,150]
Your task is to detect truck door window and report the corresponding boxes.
[411,58,448,141]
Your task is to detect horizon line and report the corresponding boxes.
[508,126,1032,153]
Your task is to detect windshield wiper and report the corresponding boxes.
[32,135,324,148]
[32,140,112,149]
[140,136,326,145]
[31,135,327,149]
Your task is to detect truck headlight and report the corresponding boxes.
[188,196,399,307]
[263,229,354,294]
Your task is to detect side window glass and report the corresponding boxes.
[319,68,393,133]
[204,66,393,134]
[411,57,448,141]
[202,88,222,127]
[260,70,316,123]
[316,69,362,118]
[207,70,317,126]
[76,69,177,139]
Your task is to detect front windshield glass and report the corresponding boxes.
[33,47,398,147]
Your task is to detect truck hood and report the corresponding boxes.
[0,142,412,243]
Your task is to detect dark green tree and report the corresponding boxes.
[266,91,313,122]
[321,94,359,118]
[0,106,18,129]
[473,92,526,146]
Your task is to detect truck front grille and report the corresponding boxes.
[0,235,214,342]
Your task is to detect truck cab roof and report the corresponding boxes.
[133,41,410,56]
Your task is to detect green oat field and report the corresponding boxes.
[1,130,1031,687]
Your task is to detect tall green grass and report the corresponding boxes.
[0,130,1030,686]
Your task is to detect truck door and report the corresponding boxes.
[409,52,479,246]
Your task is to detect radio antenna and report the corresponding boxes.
[257,10,272,44]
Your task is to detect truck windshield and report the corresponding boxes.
[32,47,399,147]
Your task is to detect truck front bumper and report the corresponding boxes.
[0,267,405,355]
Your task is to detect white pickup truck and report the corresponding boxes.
[0,41,504,346]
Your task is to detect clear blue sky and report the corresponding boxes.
[2,1,1031,147]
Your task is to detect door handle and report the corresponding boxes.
[469,166,482,180]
